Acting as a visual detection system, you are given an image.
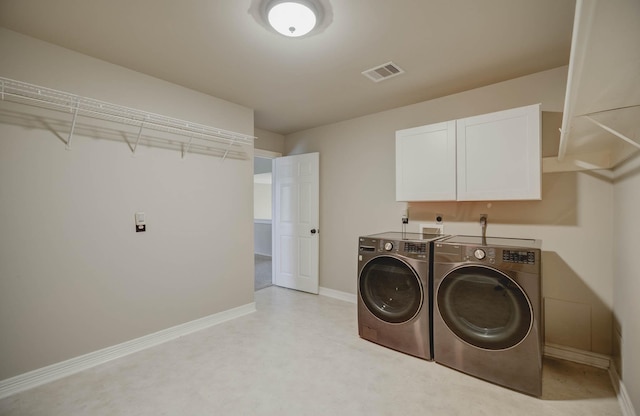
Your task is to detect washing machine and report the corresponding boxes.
[357,231,446,360]
[432,235,543,396]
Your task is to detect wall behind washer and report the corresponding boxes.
[0,28,255,380]
[284,66,615,356]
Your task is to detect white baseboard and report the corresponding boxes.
[0,302,256,400]
[543,343,611,369]
[319,286,357,303]
[609,362,638,416]
[544,343,636,416]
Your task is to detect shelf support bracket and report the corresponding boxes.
[584,115,640,151]
[221,137,238,162]
[181,136,193,159]
[131,122,145,155]
[66,98,80,150]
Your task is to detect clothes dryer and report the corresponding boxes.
[432,235,543,396]
[357,232,446,360]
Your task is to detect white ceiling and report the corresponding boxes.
[0,0,576,135]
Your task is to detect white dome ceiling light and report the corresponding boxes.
[249,0,332,39]
[268,2,316,37]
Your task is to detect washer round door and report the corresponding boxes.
[437,265,532,350]
[359,256,423,324]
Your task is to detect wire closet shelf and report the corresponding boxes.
[0,77,255,160]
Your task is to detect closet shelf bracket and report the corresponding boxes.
[221,137,238,162]
[181,136,194,160]
[66,98,80,150]
[131,122,145,155]
[583,115,640,151]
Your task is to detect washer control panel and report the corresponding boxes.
[503,250,536,265]
[358,236,430,259]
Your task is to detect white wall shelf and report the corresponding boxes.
[553,0,640,172]
[0,77,255,160]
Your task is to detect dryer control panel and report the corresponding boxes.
[461,246,537,265]
[434,242,540,273]
[464,246,497,263]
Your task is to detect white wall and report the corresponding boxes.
[0,29,255,379]
[255,127,285,154]
[285,66,615,356]
[613,154,640,413]
[254,183,272,220]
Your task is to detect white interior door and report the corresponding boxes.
[273,152,319,294]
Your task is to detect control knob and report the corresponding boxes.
[474,249,486,260]
[384,242,394,251]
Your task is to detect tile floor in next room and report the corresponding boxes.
[0,286,622,416]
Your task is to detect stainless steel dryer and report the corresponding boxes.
[357,232,446,360]
[433,235,543,396]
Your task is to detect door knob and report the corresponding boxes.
[310,229,318,234]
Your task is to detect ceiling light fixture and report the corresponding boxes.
[249,0,332,39]
[268,1,317,37]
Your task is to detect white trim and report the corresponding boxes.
[543,342,611,369]
[254,219,273,225]
[609,363,638,416]
[518,343,636,415]
[319,287,357,304]
[0,302,256,400]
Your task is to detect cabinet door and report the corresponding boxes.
[456,104,541,201]
[396,121,456,201]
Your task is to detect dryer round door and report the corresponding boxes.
[359,256,423,324]
[437,265,532,350]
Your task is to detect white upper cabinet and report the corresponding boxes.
[456,104,541,201]
[396,121,456,201]
[396,104,541,202]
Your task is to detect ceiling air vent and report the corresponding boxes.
[362,61,405,82]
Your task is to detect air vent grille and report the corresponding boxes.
[362,62,405,82]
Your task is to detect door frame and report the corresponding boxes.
[254,149,281,290]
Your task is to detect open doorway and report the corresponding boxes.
[253,150,279,291]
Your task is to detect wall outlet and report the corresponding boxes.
[135,211,146,232]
